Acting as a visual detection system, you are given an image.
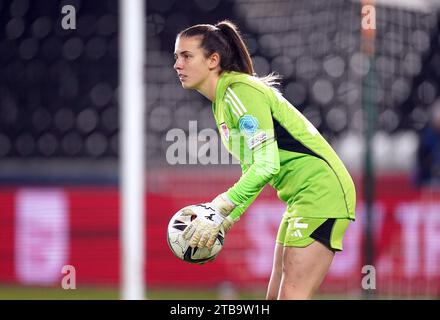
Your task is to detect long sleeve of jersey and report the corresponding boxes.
[227,163,263,221]
[223,83,280,217]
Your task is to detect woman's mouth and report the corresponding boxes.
[178,74,187,81]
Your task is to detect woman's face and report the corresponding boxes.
[174,36,213,90]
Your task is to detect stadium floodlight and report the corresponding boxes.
[119,0,146,300]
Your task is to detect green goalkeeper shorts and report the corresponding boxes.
[276,214,351,251]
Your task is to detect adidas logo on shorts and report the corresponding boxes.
[292,230,303,238]
[290,217,309,238]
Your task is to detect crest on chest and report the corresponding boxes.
[220,122,230,140]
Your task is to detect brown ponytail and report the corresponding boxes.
[177,20,281,87]
[214,20,254,75]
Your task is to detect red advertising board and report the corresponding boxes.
[0,173,439,295]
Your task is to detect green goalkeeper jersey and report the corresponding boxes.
[212,71,356,221]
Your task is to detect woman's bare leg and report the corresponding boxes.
[266,243,284,300]
[278,241,335,300]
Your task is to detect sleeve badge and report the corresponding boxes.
[220,122,230,140]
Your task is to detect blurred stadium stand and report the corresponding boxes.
[0,0,119,181]
[0,0,439,175]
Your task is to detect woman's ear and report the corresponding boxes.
[208,52,220,70]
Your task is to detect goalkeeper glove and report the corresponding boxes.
[182,193,236,249]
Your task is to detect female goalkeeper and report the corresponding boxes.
[174,20,356,300]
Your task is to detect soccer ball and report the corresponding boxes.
[167,204,225,264]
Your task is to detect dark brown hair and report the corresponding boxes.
[177,20,281,87]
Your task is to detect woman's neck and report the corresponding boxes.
[197,71,221,102]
